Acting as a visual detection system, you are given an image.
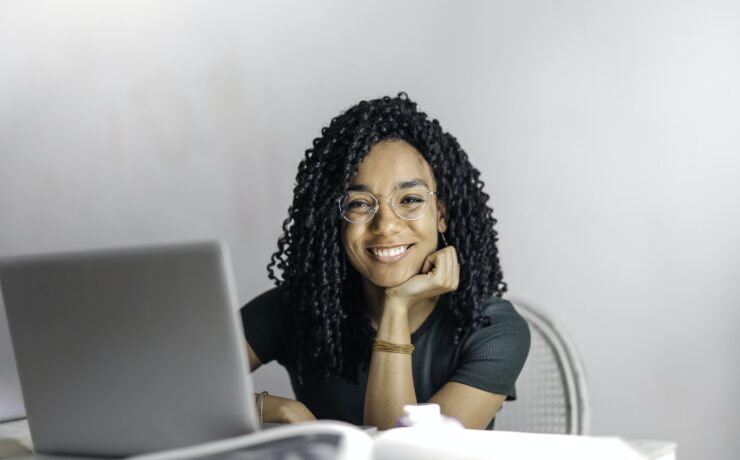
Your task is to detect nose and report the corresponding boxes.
[369,200,402,235]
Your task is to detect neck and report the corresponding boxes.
[362,278,439,333]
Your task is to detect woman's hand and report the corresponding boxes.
[262,394,316,424]
[384,245,460,310]
[364,246,459,429]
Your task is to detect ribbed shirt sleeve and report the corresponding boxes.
[449,298,531,399]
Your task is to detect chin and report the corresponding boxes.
[368,271,416,289]
[371,279,404,289]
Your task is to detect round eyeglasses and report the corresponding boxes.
[337,185,437,224]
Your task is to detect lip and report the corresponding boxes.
[366,244,414,263]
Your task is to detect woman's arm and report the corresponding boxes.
[246,341,263,371]
[429,382,506,429]
[363,299,417,429]
[363,247,459,429]
[246,341,316,423]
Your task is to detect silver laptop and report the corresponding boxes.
[0,241,260,457]
[0,297,25,422]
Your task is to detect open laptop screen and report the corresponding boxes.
[0,241,259,456]
[0,296,25,422]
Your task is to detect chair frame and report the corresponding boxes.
[505,296,591,435]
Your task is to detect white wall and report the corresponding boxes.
[1,1,738,458]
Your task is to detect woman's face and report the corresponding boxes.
[341,140,447,288]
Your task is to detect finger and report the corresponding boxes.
[421,249,444,275]
[421,256,435,275]
[430,247,451,291]
[448,246,459,290]
[452,261,460,291]
[445,249,454,289]
[439,248,452,291]
[432,250,452,291]
[448,245,458,265]
[422,249,456,294]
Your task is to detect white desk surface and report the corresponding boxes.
[0,419,677,460]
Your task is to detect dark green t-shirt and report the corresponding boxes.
[240,287,530,428]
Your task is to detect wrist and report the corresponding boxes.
[376,299,411,343]
[382,296,411,315]
[256,391,269,423]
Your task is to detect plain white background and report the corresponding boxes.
[1,1,738,458]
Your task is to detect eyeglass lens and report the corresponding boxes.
[340,186,432,223]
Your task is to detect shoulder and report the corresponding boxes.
[240,285,293,335]
[240,285,286,312]
[463,296,531,354]
[448,296,531,399]
[481,297,530,333]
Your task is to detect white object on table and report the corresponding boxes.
[629,440,678,460]
[372,427,675,460]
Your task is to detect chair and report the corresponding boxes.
[494,297,591,435]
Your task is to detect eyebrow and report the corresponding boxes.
[347,178,430,193]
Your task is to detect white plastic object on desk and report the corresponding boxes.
[373,428,649,460]
[396,403,464,429]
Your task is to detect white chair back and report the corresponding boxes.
[494,297,590,435]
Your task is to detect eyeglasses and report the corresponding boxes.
[337,185,437,224]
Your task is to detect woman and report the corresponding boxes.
[241,93,530,430]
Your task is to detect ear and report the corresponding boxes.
[437,199,448,233]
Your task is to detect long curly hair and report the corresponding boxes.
[267,93,506,384]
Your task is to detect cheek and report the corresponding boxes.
[412,219,440,249]
[341,227,364,265]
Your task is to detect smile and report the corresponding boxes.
[367,244,413,263]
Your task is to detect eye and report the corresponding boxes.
[348,199,372,209]
[399,194,425,204]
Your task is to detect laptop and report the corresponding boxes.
[0,241,260,456]
[0,297,25,422]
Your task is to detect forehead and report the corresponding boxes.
[351,140,436,191]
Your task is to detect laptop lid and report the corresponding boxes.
[0,241,259,456]
[0,296,25,422]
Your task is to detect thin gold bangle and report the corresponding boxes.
[372,337,414,354]
[257,391,269,423]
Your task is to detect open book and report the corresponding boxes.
[126,420,654,460]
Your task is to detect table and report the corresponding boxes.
[0,419,677,460]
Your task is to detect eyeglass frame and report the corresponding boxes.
[335,188,439,224]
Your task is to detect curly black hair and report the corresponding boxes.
[267,93,506,384]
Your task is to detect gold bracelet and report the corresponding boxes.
[256,391,269,423]
[372,337,414,354]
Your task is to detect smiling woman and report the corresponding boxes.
[240,93,530,430]
[341,142,445,291]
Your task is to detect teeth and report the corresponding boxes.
[372,245,408,258]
